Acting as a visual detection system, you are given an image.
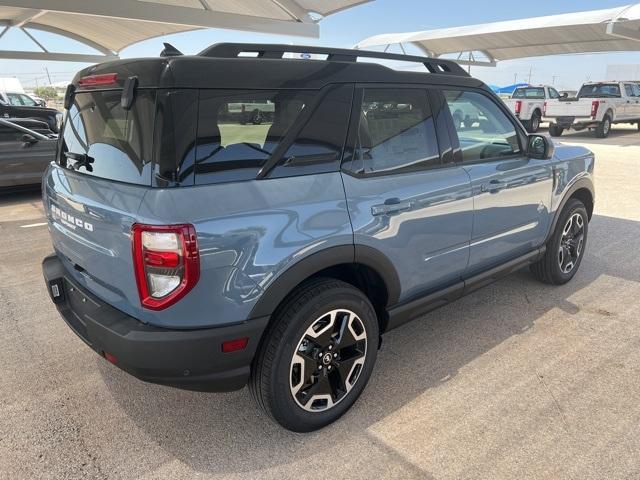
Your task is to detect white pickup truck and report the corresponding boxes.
[544,81,640,138]
[504,85,561,133]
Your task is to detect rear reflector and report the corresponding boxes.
[103,352,118,365]
[222,338,249,353]
[78,73,118,87]
[132,224,200,310]
[591,100,600,118]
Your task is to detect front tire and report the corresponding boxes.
[531,198,588,285]
[249,278,379,432]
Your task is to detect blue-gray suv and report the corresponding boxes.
[42,43,595,431]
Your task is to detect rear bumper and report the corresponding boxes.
[42,254,268,392]
[546,116,599,129]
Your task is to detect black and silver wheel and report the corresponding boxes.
[557,212,585,275]
[250,278,378,432]
[290,309,367,412]
[251,110,263,125]
[595,114,611,138]
[531,198,589,285]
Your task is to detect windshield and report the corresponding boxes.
[578,84,621,98]
[59,89,156,185]
[512,87,545,99]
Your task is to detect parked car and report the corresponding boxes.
[544,81,640,137]
[0,118,57,188]
[41,43,595,432]
[0,91,45,107]
[504,85,561,133]
[8,118,57,137]
[0,99,62,133]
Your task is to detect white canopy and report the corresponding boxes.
[354,4,640,66]
[0,0,370,62]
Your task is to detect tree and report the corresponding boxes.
[33,86,58,101]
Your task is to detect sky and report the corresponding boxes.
[1,0,640,91]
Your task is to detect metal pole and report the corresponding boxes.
[45,67,52,85]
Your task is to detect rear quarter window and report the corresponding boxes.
[60,89,156,185]
[194,86,352,185]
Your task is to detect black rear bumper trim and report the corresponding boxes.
[42,254,269,392]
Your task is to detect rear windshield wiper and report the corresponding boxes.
[64,151,95,172]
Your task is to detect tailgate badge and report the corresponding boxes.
[51,205,94,232]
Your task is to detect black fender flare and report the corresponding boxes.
[545,176,595,244]
[248,244,401,319]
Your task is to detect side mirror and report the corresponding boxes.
[21,134,38,146]
[528,134,555,160]
[560,92,568,99]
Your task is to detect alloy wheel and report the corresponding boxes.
[558,212,585,274]
[290,309,367,412]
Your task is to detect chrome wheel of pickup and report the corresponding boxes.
[290,309,367,412]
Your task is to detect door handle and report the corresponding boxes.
[482,179,507,194]
[371,198,412,216]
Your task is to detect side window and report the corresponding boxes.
[444,90,520,163]
[195,89,315,184]
[269,84,353,178]
[548,88,560,99]
[6,93,22,106]
[624,84,635,97]
[0,125,21,142]
[19,94,37,106]
[352,88,440,175]
[633,84,640,97]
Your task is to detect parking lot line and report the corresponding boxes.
[19,222,47,228]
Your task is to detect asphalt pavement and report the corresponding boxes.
[1,126,639,479]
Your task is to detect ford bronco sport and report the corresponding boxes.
[42,43,595,432]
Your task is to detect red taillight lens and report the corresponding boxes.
[78,73,118,87]
[132,224,200,310]
[514,100,522,115]
[591,100,600,118]
[543,101,547,116]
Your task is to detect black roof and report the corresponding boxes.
[72,43,485,91]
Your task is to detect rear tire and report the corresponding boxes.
[249,278,379,432]
[531,198,588,285]
[526,111,541,133]
[595,114,611,138]
[549,124,564,137]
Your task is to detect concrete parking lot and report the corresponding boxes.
[1,126,639,480]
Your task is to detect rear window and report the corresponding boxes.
[578,84,621,98]
[512,87,545,99]
[60,89,156,185]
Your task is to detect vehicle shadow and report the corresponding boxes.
[99,213,639,475]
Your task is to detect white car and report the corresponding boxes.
[504,85,561,133]
[544,81,640,138]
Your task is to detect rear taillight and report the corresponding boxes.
[543,101,547,116]
[78,73,118,87]
[514,100,522,115]
[591,100,600,118]
[132,224,199,310]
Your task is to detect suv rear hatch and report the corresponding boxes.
[44,71,157,321]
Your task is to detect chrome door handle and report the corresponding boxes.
[371,199,412,216]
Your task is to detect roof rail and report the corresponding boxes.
[198,43,470,77]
